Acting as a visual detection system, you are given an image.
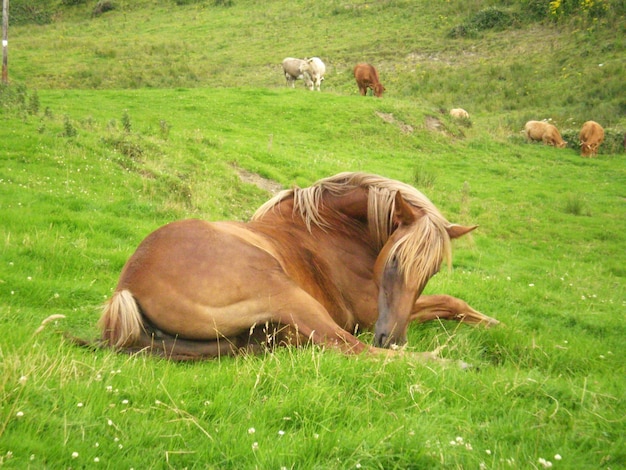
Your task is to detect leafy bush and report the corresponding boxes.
[518,0,549,20]
[471,7,518,30]
[547,0,609,21]
[62,115,77,137]
[92,1,116,17]
[10,0,53,25]
[0,82,28,115]
[516,0,625,24]
[448,7,518,38]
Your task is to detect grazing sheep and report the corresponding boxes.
[302,57,326,91]
[282,57,313,89]
[450,108,470,119]
[524,120,567,148]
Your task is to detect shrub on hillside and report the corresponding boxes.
[0,83,28,115]
[10,0,53,25]
[517,0,625,24]
[519,0,549,21]
[92,1,116,17]
[448,7,518,38]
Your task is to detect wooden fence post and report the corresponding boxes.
[2,0,8,84]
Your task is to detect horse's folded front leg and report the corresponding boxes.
[410,295,499,327]
[272,287,373,355]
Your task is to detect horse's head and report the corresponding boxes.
[372,193,476,348]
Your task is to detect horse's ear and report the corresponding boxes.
[447,224,478,239]
[393,192,417,225]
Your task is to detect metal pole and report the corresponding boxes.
[2,0,8,84]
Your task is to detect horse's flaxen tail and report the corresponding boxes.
[93,290,265,360]
[98,289,144,348]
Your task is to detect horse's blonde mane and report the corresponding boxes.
[253,172,453,284]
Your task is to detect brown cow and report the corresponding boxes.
[579,121,604,157]
[524,120,567,148]
[353,63,385,97]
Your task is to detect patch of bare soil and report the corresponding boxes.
[233,166,283,194]
[424,115,445,132]
[375,112,414,134]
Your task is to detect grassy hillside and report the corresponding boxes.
[1,1,625,468]
[8,0,626,132]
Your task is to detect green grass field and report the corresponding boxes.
[1,1,625,468]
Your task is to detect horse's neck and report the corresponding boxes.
[249,194,379,326]
[251,195,372,249]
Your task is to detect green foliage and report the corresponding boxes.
[92,1,116,17]
[121,109,132,133]
[449,7,518,38]
[27,90,40,115]
[514,0,626,25]
[62,114,77,137]
[547,0,610,21]
[10,0,53,25]
[563,193,590,216]
[0,83,27,113]
[518,0,550,20]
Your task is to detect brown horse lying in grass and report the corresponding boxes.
[95,172,498,362]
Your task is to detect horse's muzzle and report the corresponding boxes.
[373,332,406,349]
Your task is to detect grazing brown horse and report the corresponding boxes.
[98,172,497,361]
